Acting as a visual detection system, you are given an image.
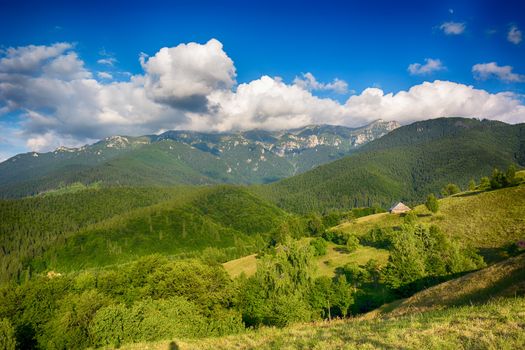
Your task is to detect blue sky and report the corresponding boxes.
[1,0,524,160]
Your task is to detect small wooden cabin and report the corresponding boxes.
[389,202,411,214]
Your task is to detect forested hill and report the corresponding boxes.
[0,120,397,198]
[259,118,525,213]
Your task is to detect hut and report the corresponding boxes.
[389,202,411,214]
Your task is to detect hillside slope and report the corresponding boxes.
[335,183,525,261]
[37,186,289,272]
[127,296,525,350]
[260,118,525,213]
[370,253,525,318]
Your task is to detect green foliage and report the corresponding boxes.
[346,234,360,252]
[237,239,354,327]
[383,225,485,294]
[360,226,395,249]
[89,297,243,347]
[0,186,186,283]
[1,186,288,276]
[310,238,328,256]
[0,256,241,349]
[441,183,460,197]
[322,230,350,245]
[490,165,518,190]
[0,318,16,350]
[479,176,491,190]
[403,211,418,226]
[306,213,325,236]
[425,193,439,213]
[258,118,525,213]
[468,179,476,191]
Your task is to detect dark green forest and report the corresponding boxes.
[258,118,525,213]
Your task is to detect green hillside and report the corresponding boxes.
[128,296,525,350]
[335,183,525,261]
[0,186,187,283]
[369,253,525,318]
[259,118,525,213]
[37,186,288,272]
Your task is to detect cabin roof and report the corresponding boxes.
[389,202,411,211]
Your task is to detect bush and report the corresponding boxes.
[360,226,394,249]
[322,230,350,245]
[0,318,16,350]
[310,237,328,256]
[346,234,359,252]
[441,183,460,197]
[425,193,439,213]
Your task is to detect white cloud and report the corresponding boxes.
[293,73,349,94]
[1,40,525,156]
[97,57,117,66]
[140,38,236,111]
[472,62,525,83]
[507,25,522,44]
[440,21,466,35]
[342,81,525,125]
[408,58,446,75]
[97,71,113,79]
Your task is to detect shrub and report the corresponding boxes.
[425,193,439,213]
[310,237,328,256]
[346,234,359,252]
[441,183,460,197]
[322,230,350,245]
[0,318,16,350]
[360,226,394,249]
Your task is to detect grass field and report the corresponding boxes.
[335,183,525,262]
[222,241,389,279]
[119,296,525,350]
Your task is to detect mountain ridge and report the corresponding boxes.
[0,120,399,198]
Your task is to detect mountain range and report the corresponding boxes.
[261,117,525,212]
[0,120,399,198]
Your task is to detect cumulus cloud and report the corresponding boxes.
[507,25,522,44]
[440,21,466,35]
[408,58,446,75]
[472,62,525,83]
[1,39,525,155]
[140,38,236,112]
[293,73,349,94]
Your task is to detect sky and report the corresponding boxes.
[1,0,524,161]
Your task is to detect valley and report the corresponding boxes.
[0,117,524,349]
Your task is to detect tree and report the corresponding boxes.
[479,176,491,190]
[310,237,328,256]
[403,211,417,226]
[441,183,460,197]
[468,179,476,191]
[346,234,359,252]
[506,164,517,185]
[490,168,506,189]
[425,194,439,213]
[306,213,324,236]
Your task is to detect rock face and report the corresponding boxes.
[0,120,399,197]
